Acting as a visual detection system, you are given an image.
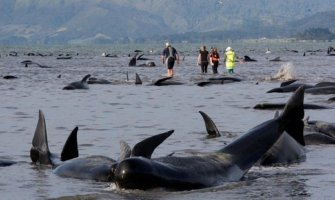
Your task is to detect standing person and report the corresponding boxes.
[209,47,220,74]
[224,46,236,74]
[197,46,210,74]
[161,42,179,77]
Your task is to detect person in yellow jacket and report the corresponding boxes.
[224,46,236,74]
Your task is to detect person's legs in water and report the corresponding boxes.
[212,62,218,74]
[168,69,174,77]
[227,69,234,74]
[167,57,175,77]
[212,62,219,74]
[201,64,205,73]
[201,63,208,73]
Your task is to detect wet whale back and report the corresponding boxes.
[220,86,304,170]
[0,160,17,167]
[54,155,117,181]
[258,132,306,166]
[53,130,174,181]
[267,83,312,93]
[257,105,306,166]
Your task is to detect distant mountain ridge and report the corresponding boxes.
[0,0,335,44]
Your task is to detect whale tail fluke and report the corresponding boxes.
[60,127,79,161]
[199,111,221,137]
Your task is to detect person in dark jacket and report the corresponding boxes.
[209,47,220,74]
[197,46,210,73]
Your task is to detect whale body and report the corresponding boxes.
[63,74,91,90]
[112,87,305,190]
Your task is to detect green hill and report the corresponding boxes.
[0,0,334,44]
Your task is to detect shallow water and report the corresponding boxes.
[0,41,335,199]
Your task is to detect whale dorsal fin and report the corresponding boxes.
[135,73,142,85]
[60,127,79,161]
[131,130,174,158]
[129,53,138,66]
[285,120,305,146]
[280,86,305,146]
[30,110,52,165]
[199,111,221,137]
[81,74,91,83]
[119,140,131,161]
[154,76,173,86]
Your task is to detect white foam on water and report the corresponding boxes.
[273,62,297,81]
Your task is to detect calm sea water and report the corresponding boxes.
[0,41,335,199]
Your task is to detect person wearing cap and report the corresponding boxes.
[161,42,179,77]
[224,46,236,74]
[197,45,210,74]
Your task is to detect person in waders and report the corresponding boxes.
[161,42,179,77]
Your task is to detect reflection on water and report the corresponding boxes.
[0,41,335,199]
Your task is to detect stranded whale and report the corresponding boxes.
[87,77,112,84]
[63,74,91,90]
[0,159,16,167]
[53,130,173,181]
[152,76,184,86]
[267,83,313,93]
[197,76,242,87]
[267,81,335,94]
[304,117,335,145]
[30,110,174,181]
[111,86,305,190]
[200,108,305,167]
[253,103,331,110]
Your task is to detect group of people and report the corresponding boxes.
[161,42,237,77]
[196,45,237,74]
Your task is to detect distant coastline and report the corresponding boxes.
[0,40,333,57]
